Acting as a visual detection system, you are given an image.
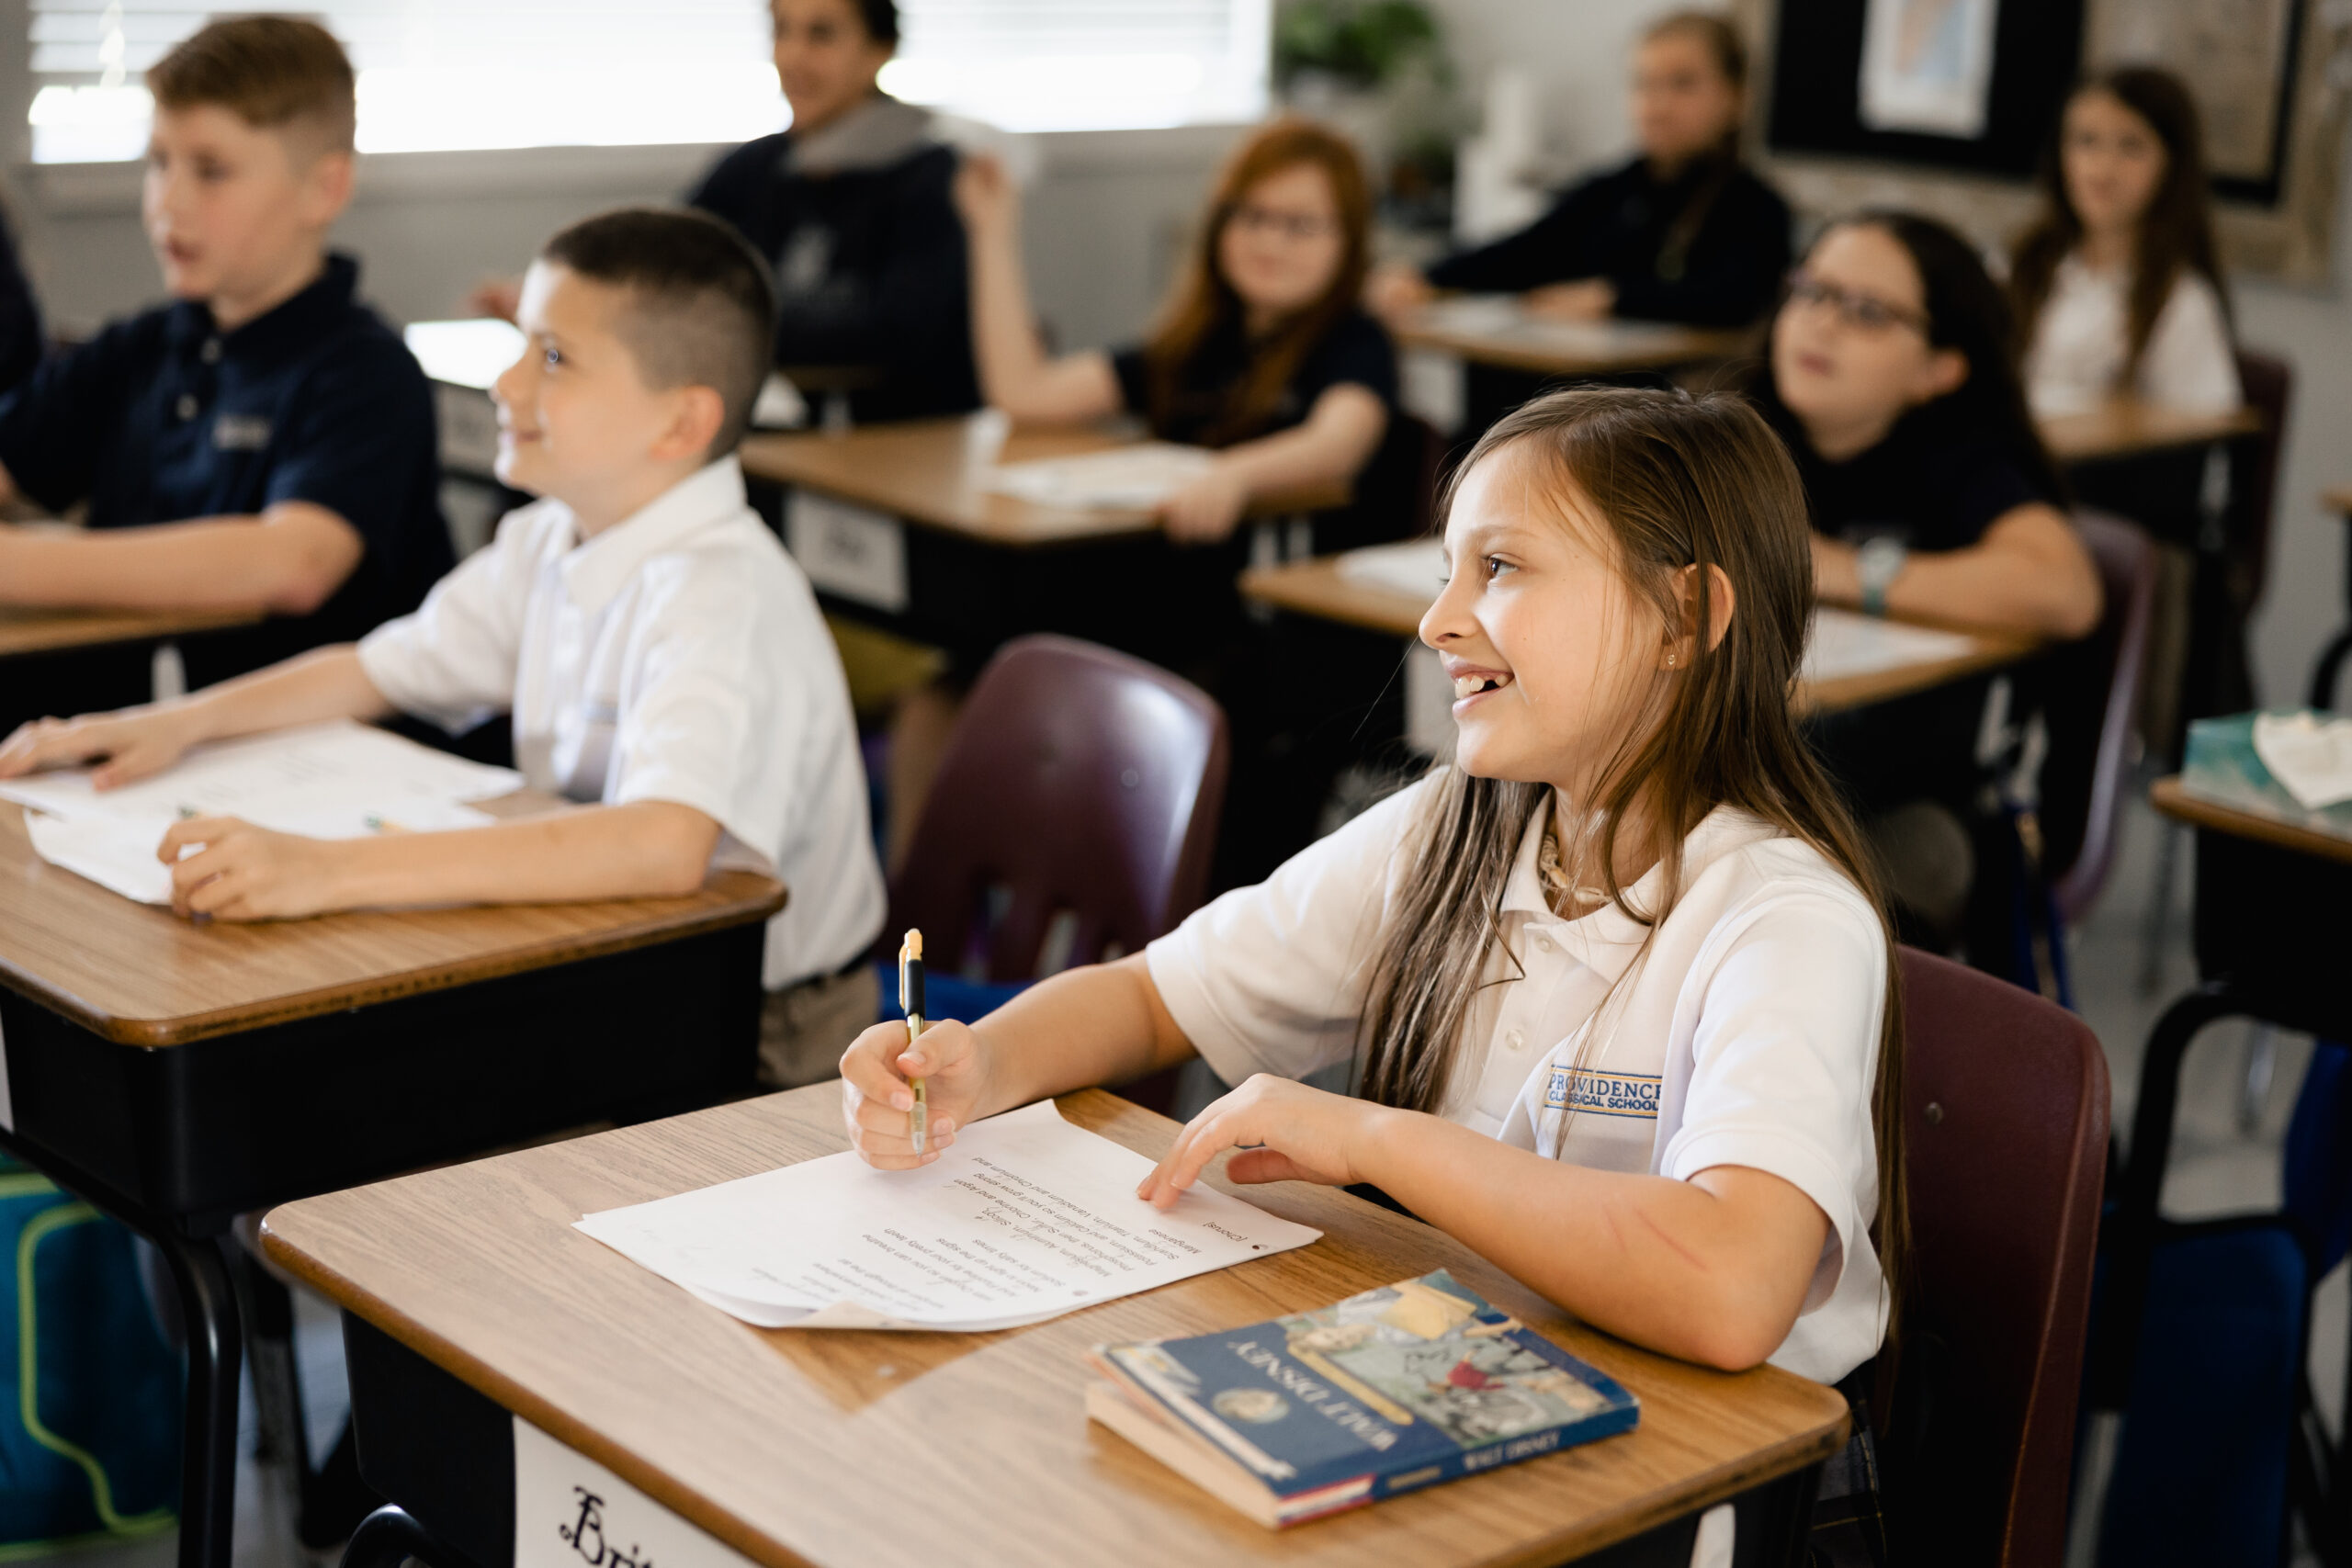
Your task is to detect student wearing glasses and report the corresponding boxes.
[956,117,1394,546]
[1750,212,2100,945]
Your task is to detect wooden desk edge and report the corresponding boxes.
[261,1089,1851,1568]
[2150,775,2352,866]
[0,606,266,660]
[2,874,786,1048]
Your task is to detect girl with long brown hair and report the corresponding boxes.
[2010,67,2240,416]
[956,117,1394,543]
[838,386,1905,1553]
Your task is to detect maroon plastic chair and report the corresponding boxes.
[2231,349,2292,610]
[1882,948,2110,1567]
[2041,511,2159,922]
[887,632,1229,985]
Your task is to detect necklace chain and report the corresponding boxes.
[1538,814,1610,918]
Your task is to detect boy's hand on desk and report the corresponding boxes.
[1136,1074,1381,1211]
[1159,467,1250,545]
[840,1018,989,1168]
[0,708,200,789]
[159,817,346,920]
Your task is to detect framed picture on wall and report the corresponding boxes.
[2086,0,2304,205]
[1766,0,2086,176]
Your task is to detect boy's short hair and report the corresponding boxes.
[148,17,357,157]
[540,209,780,461]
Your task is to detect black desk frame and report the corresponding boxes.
[0,920,767,1568]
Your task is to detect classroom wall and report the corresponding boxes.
[1426,0,2352,710]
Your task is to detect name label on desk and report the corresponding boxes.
[786,492,909,613]
[514,1416,759,1568]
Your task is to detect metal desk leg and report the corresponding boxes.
[2312,626,2352,712]
[342,1505,469,1568]
[152,1230,243,1568]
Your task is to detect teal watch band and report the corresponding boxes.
[1856,536,1908,617]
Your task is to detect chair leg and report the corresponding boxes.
[2138,818,2183,998]
[340,1505,465,1568]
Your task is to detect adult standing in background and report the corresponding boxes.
[689,0,978,423]
[1368,11,1792,331]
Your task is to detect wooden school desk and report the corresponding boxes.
[263,1086,1852,1568]
[1240,555,2039,748]
[1390,301,1752,381]
[739,415,1347,662]
[2036,399,2262,467]
[0,794,784,1568]
[0,604,264,739]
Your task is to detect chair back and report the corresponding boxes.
[2040,511,2158,922]
[2230,350,2292,607]
[887,635,1229,984]
[1885,949,2110,1567]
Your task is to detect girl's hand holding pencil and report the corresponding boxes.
[837,1011,990,1170]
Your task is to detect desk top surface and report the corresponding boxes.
[264,1086,1849,1568]
[1239,557,2037,716]
[2153,775,2352,867]
[2038,399,2261,465]
[1390,307,1753,378]
[738,417,1348,546]
[0,604,265,660]
[0,795,785,1045]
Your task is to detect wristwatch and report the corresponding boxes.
[1855,536,1909,617]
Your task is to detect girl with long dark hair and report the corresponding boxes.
[839,386,1905,1560]
[2010,67,2239,416]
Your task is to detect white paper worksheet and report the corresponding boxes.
[577,1100,1323,1332]
[985,444,1216,510]
[0,720,519,904]
[1801,609,1977,685]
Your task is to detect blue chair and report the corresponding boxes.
[2089,1004,2352,1565]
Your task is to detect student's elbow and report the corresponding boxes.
[2045,558,2105,641]
[636,806,722,897]
[1684,1314,1787,1373]
[258,506,364,616]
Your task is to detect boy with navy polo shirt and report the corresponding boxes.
[0,17,448,694]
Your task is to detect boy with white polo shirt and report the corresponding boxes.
[0,207,886,1083]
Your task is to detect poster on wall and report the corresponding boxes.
[1858,0,2001,138]
[2086,0,2304,204]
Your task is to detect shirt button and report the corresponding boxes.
[175,393,198,421]
[1530,931,1554,953]
[1506,1029,1527,1051]
[199,337,221,364]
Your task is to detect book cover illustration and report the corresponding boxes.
[1091,1269,1637,1518]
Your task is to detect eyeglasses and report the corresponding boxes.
[1226,204,1342,242]
[1783,271,1929,334]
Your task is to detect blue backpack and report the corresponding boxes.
[0,1163,180,1556]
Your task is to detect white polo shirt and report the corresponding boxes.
[357,456,885,990]
[2025,253,2241,417]
[1146,774,1888,1384]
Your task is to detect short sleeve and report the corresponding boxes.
[1295,313,1399,409]
[265,335,440,570]
[1660,887,1886,1314]
[0,321,137,511]
[1109,344,1150,418]
[2137,273,2242,414]
[1936,438,2051,548]
[1146,775,1435,1088]
[356,507,538,730]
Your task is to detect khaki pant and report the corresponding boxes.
[758,964,882,1089]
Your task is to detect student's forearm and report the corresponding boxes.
[968,955,1194,1118]
[1875,551,2095,637]
[966,223,1114,423]
[1211,389,1386,501]
[0,502,363,615]
[1351,1111,1821,1370]
[319,801,719,908]
[166,645,394,744]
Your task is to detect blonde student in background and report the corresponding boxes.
[0,209,886,1090]
[0,17,451,691]
[2009,66,2240,419]
[839,387,1902,1562]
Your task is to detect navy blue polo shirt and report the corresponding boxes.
[0,252,452,687]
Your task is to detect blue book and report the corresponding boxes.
[1086,1269,1639,1527]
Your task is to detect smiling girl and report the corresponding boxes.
[955,118,1394,546]
[839,386,1901,1558]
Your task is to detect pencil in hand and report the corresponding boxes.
[899,929,929,1156]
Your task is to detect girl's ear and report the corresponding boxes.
[1661,562,1737,669]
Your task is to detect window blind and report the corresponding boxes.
[27,0,1268,162]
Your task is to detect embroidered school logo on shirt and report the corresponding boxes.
[212,414,273,451]
[1543,1066,1663,1120]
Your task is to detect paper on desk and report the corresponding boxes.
[26,795,496,905]
[0,719,519,824]
[1415,297,1689,355]
[1338,539,1446,600]
[1802,610,1976,685]
[985,444,1216,510]
[2253,710,2352,809]
[576,1099,1322,1331]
